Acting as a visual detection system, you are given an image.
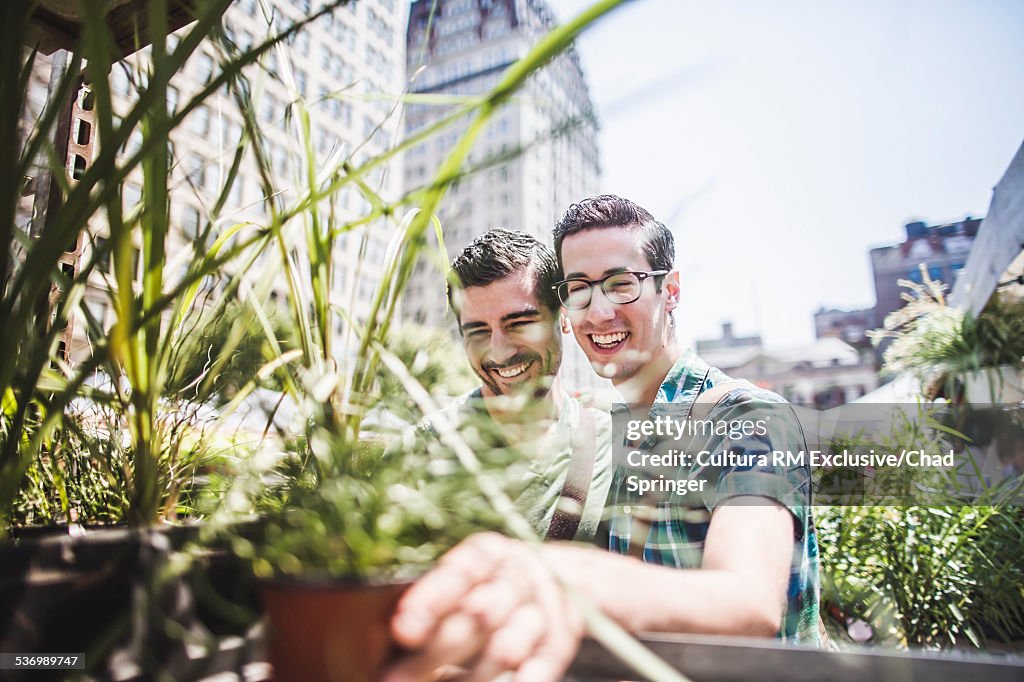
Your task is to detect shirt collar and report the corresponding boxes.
[655,348,711,403]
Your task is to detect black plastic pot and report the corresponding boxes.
[0,523,261,680]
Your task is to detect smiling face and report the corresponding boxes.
[454,267,562,401]
[559,227,680,386]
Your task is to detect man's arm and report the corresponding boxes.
[385,497,794,682]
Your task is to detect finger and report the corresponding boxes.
[462,567,532,629]
[384,611,487,682]
[461,604,546,682]
[515,654,572,682]
[393,534,508,646]
[513,555,582,682]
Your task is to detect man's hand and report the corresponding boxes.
[385,533,584,682]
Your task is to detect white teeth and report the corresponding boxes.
[591,332,627,347]
[496,363,527,379]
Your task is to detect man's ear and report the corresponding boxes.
[560,312,572,334]
[664,270,681,313]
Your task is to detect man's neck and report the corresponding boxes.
[615,339,685,407]
[482,377,564,427]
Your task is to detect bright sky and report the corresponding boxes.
[550,0,1024,350]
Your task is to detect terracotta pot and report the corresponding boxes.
[261,578,412,682]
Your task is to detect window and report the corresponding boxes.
[166,85,179,113]
[238,30,253,51]
[259,94,278,123]
[94,236,111,273]
[182,205,202,241]
[226,177,242,206]
[195,53,215,84]
[84,297,109,336]
[123,183,142,208]
[111,66,131,97]
[294,31,310,55]
[190,105,210,135]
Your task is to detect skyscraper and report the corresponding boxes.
[400,0,603,392]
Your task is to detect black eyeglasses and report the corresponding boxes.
[552,270,669,310]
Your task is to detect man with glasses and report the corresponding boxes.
[387,199,819,682]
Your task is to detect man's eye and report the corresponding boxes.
[567,281,589,294]
[608,279,633,291]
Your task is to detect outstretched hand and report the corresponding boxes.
[384,533,584,682]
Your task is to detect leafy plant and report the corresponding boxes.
[817,403,1024,650]
[870,268,1024,398]
[0,0,356,529]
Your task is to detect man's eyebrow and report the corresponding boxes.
[502,309,540,324]
[563,266,631,280]
[459,309,539,333]
[459,321,488,333]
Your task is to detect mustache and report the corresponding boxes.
[482,353,539,372]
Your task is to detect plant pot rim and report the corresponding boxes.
[258,566,431,591]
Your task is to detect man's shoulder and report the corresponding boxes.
[561,393,614,432]
[419,387,485,429]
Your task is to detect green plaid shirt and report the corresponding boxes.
[606,349,821,645]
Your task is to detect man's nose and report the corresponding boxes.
[584,287,617,324]
[489,330,519,364]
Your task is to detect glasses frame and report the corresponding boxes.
[551,270,669,310]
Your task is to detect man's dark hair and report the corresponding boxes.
[447,228,560,316]
[553,194,675,274]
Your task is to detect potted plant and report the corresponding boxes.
[870,267,1024,402]
[1,0,353,674]
[5,0,686,678]
[194,2,689,679]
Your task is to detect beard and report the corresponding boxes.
[478,347,561,400]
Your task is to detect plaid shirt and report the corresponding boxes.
[606,349,821,645]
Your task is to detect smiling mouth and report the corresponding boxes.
[492,360,532,380]
[589,331,629,352]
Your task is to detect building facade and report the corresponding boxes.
[697,322,878,408]
[18,0,409,364]
[813,307,874,349]
[870,217,980,329]
[400,0,603,393]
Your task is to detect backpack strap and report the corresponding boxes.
[546,406,596,541]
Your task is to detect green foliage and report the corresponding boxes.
[870,269,1024,395]
[1,0,352,528]
[375,324,477,419]
[819,504,1024,649]
[817,403,1024,649]
[212,0,634,580]
[167,301,292,403]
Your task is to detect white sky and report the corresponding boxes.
[549,0,1024,349]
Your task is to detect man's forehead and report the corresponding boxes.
[561,227,648,275]
[453,271,546,321]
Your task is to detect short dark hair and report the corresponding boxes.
[447,229,560,316]
[553,194,675,274]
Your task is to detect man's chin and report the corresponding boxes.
[484,375,553,402]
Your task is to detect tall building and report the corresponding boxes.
[870,217,980,329]
[400,0,602,392]
[18,1,408,364]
